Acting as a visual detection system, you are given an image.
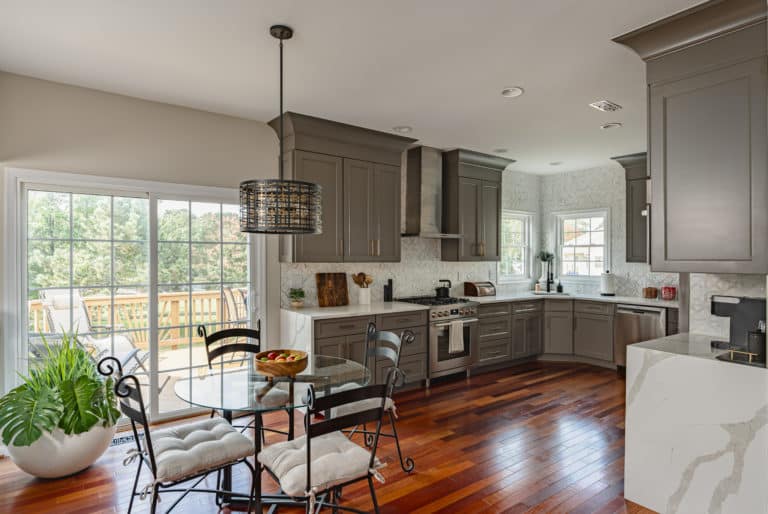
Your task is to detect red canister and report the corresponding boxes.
[661,286,677,301]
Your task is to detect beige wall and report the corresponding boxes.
[0,72,281,387]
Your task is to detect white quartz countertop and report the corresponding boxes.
[468,292,679,309]
[631,332,767,370]
[281,301,429,320]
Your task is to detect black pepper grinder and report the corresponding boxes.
[383,278,393,302]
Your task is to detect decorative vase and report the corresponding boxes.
[358,288,371,305]
[7,424,117,478]
[290,299,304,308]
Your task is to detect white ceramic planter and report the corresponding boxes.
[7,424,116,478]
[358,288,371,305]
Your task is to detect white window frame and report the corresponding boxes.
[554,208,610,282]
[2,168,267,420]
[498,210,533,284]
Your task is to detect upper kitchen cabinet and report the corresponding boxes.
[441,149,513,261]
[612,153,648,264]
[614,0,768,273]
[270,112,415,263]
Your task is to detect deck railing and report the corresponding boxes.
[28,289,246,350]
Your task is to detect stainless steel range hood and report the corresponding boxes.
[401,146,461,238]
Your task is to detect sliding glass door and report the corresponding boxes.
[23,185,254,420]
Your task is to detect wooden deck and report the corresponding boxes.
[0,361,655,513]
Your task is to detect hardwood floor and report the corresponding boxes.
[0,361,656,513]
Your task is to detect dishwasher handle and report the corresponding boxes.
[616,304,666,315]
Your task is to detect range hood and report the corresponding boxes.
[401,146,461,239]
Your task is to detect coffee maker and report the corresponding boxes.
[711,295,766,365]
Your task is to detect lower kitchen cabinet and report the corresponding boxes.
[512,311,543,358]
[314,312,428,388]
[544,311,574,354]
[477,339,511,365]
[573,312,614,362]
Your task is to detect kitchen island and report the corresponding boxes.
[625,333,768,513]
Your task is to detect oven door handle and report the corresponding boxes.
[433,318,479,327]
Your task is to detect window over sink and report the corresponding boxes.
[555,209,610,279]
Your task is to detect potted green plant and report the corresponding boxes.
[0,332,121,478]
[288,288,306,308]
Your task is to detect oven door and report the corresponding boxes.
[429,318,478,376]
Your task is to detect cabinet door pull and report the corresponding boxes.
[339,324,355,330]
[376,239,381,257]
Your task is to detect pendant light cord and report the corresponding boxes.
[278,37,284,181]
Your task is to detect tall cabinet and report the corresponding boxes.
[612,153,648,264]
[272,112,415,263]
[441,149,513,261]
[614,0,768,274]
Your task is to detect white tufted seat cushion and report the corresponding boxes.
[329,382,394,418]
[149,418,254,483]
[258,431,379,497]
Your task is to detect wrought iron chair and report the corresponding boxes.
[197,323,290,441]
[97,357,257,514]
[331,322,416,473]
[258,369,399,514]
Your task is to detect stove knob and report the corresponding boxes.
[431,312,437,318]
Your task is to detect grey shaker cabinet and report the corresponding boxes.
[343,160,401,262]
[543,311,573,354]
[289,150,344,262]
[573,312,614,362]
[512,311,543,358]
[614,7,768,274]
[271,112,414,263]
[612,153,648,264]
[344,159,376,262]
[371,164,401,262]
[442,149,512,262]
[648,58,768,273]
[458,177,482,261]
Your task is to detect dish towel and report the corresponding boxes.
[448,320,465,354]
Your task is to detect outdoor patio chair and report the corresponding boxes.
[41,289,150,376]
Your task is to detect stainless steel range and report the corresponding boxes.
[396,296,479,384]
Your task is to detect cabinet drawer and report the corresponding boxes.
[477,340,510,364]
[376,310,427,331]
[512,300,542,314]
[574,301,615,316]
[545,299,573,312]
[315,316,374,339]
[400,325,427,357]
[376,353,427,385]
[479,316,511,341]
[479,302,511,318]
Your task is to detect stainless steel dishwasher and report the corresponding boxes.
[614,304,667,371]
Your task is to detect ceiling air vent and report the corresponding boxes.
[589,100,622,112]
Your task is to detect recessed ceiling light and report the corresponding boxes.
[493,148,509,154]
[392,125,413,134]
[601,122,623,130]
[501,86,524,98]
[590,100,623,112]
[549,161,563,166]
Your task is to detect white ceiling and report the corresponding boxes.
[0,0,702,174]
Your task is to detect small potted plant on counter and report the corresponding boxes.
[352,272,373,305]
[0,332,121,478]
[288,288,306,308]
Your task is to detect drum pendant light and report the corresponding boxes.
[240,25,322,234]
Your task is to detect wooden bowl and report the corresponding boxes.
[254,349,308,378]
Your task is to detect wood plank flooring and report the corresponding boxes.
[0,361,656,513]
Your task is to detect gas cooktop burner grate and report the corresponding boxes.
[396,296,472,306]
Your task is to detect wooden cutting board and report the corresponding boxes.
[316,272,349,307]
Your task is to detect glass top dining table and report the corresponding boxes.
[174,354,371,414]
[173,354,371,510]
